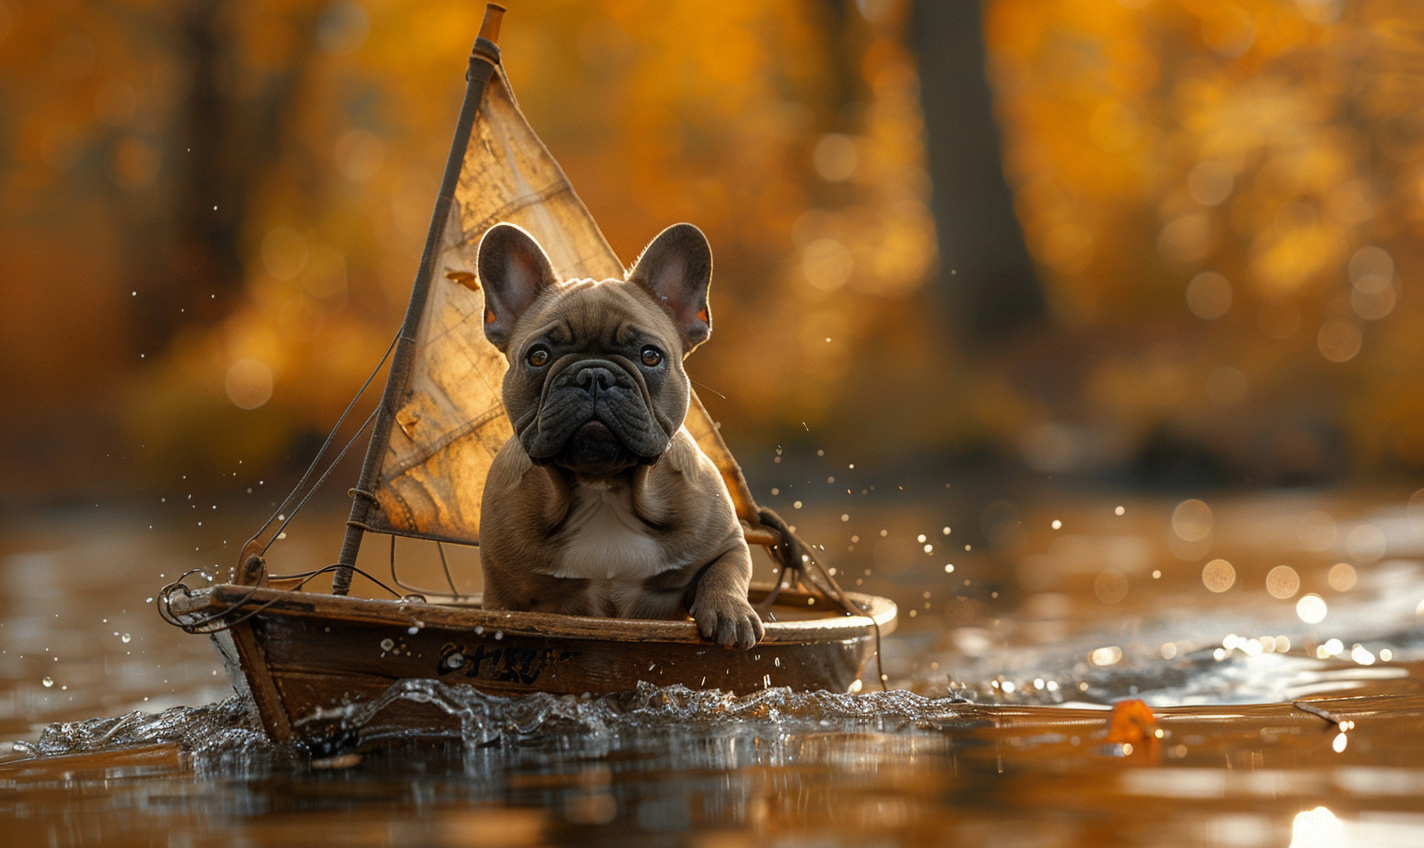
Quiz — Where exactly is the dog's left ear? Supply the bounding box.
[628,223,713,352]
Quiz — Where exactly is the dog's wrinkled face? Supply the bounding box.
[502,282,688,476]
[477,223,713,478]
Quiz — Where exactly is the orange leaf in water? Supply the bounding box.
[1105,698,1156,745]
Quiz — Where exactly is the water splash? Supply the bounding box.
[310,679,972,748]
[16,682,972,775]
[21,696,293,776]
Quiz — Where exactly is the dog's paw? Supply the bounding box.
[690,594,764,650]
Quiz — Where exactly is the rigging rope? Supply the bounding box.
[239,331,399,562]
[385,535,465,600]
[259,406,378,557]
[156,561,415,635]
[755,507,889,691]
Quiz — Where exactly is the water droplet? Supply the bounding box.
[379,638,395,651]
[121,633,131,643]
[42,677,53,688]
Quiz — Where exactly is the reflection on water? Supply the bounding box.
[4,491,1424,846]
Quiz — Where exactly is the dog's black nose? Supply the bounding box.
[575,366,615,395]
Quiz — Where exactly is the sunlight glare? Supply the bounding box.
[1290,806,1345,848]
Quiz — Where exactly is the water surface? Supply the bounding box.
[3,491,1423,846]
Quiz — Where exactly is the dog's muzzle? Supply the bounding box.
[518,357,671,473]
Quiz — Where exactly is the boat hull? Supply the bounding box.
[170,584,896,746]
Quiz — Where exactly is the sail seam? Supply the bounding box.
[375,405,507,482]
[455,182,575,248]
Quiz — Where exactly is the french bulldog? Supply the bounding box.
[474,222,764,650]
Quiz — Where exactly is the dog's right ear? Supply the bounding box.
[477,223,559,352]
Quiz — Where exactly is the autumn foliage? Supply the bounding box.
[2,0,1423,498]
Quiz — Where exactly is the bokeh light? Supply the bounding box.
[1296,593,1328,624]
[1316,320,1362,364]
[1265,565,1300,600]
[1344,524,1386,565]
[1173,500,1213,542]
[224,360,274,410]
[1327,562,1357,592]
[1202,559,1235,593]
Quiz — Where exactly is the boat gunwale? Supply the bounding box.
[165,583,897,645]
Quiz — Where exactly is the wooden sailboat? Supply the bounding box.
[159,5,896,747]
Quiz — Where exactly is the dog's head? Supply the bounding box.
[476,222,713,478]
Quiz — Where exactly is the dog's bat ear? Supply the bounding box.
[477,223,560,352]
[628,223,713,352]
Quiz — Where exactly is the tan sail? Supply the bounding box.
[355,65,759,546]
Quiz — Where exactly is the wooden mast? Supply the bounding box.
[331,5,506,595]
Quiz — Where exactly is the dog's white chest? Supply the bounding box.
[552,482,668,587]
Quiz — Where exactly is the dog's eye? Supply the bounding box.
[527,347,550,367]
[640,347,663,367]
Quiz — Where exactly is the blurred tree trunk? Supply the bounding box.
[121,0,319,355]
[910,0,1046,339]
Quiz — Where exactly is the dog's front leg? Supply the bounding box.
[685,546,764,650]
